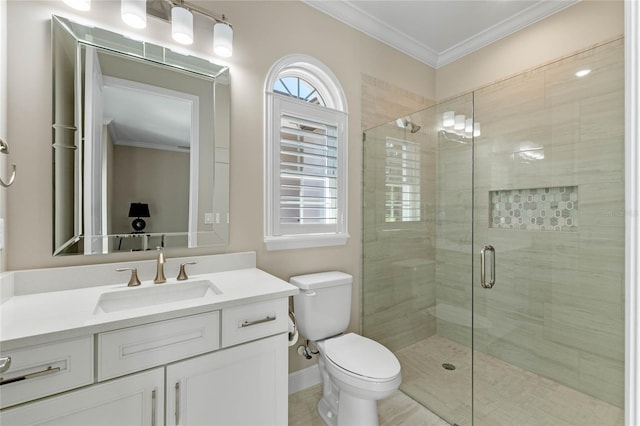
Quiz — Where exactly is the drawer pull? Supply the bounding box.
[175,381,181,425]
[0,366,61,386]
[151,389,157,426]
[241,315,276,328]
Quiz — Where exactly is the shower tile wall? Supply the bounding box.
[437,39,625,407]
[362,114,438,352]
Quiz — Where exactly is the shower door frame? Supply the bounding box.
[624,1,640,425]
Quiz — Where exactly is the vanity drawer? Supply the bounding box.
[97,311,220,381]
[221,298,288,347]
[0,336,94,409]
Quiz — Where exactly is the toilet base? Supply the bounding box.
[336,391,379,426]
[317,356,380,426]
[317,390,380,426]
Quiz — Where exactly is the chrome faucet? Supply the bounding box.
[154,247,166,284]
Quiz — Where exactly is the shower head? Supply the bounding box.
[398,118,421,133]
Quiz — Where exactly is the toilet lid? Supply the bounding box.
[323,333,400,380]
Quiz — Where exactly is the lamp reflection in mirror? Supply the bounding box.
[121,0,147,29]
[129,202,151,233]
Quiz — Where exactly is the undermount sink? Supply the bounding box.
[94,280,222,314]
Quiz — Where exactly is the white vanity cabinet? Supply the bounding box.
[167,333,288,426]
[1,298,290,426]
[0,368,164,426]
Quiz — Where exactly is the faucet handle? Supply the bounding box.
[177,262,197,281]
[116,267,141,287]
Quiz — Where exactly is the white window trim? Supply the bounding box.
[264,55,349,251]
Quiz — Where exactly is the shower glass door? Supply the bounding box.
[471,39,625,426]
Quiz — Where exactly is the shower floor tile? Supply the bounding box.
[395,335,624,426]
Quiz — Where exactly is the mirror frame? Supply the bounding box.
[51,15,230,256]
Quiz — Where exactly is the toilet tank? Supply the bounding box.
[290,272,352,341]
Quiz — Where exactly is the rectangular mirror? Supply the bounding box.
[52,15,230,256]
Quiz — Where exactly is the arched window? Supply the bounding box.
[264,55,349,250]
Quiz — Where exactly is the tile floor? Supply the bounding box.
[289,335,624,426]
[289,385,448,426]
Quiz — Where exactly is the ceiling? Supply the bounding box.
[304,0,578,68]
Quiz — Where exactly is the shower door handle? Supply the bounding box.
[480,245,495,289]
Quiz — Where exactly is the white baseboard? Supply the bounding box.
[288,364,321,395]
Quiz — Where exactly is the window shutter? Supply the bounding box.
[385,137,421,223]
[269,95,346,238]
[279,113,338,226]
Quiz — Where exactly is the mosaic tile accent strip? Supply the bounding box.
[490,186,578,231]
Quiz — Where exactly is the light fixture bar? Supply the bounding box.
[147,0,231,27]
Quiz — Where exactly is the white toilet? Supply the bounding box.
[290,272,401,426]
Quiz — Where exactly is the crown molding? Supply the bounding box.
[304,0,440,68]
[304,0,579,69]
[436,0,579,67]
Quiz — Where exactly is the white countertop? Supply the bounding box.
[0,254,299,351]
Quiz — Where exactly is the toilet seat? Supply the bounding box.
[322,333,400,381]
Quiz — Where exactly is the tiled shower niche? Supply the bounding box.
[490,186,578,231]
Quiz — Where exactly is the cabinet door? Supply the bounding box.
[0,368,164,426]
[167,333,287,426]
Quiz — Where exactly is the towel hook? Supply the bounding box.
[0,138,16,188]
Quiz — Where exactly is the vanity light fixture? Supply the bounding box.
[151,0,233,57]
[171,4,194,45]
[121,0,147,29]
[213,17,233,58]
[440,111,481,139]
[63,0,91,11]
[465,118,473,134]
[473,122,481,137]
[442,111,455,128]
[70,0,234,57]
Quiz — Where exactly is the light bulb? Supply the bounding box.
[213,22,233,58]
[172,6,194,45]
[443,111,455,128]
[473,123,481,137]
[121,0,146,29]
[465,118,473,133]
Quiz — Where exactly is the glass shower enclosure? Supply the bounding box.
[362,38,625,426]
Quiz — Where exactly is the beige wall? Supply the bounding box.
[436,0,625,101]
[5,1,435,372]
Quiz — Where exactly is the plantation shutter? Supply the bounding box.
[270,95,346,237]
[385,137,421,222]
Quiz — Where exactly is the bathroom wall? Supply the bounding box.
[436,0,624,101]
[4,0,436,373]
